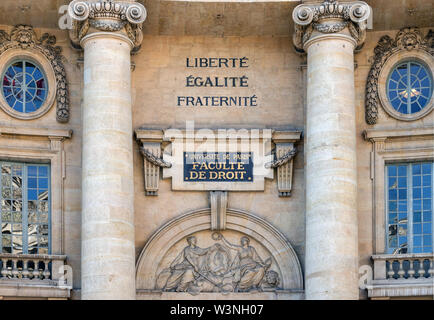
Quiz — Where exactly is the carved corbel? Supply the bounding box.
[68,0,147,54]
[292,0,371,53]
[269,131,302,197]
[136,129,171,196]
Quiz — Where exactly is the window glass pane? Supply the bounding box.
[398,166,407,176]
[414,235,422,247]
[387,164,408,253]
[413,187,421,199]
[0,162,50,254]
[387,162,433,254]
[387,61,433,115]
[38,166,48,177]
[422,163,432,174]
[28,166,37,177]
[1,60,48,113]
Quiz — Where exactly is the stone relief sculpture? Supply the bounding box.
[0,25,69,122]
[156,233,279,294]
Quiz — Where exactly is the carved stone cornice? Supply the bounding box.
[0,25,70,122]
[365,28,433,125]
[68,0,147,54]
[292,0,370,53]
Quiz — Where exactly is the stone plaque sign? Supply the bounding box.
[183,152,253,182]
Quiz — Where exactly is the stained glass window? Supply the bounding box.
[387,61,433,115]
[386,162,433,254]
[1,162,50,254]
[2,60,47,113]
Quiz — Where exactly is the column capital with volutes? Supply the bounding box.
[67,0,147,54]
[292,0,371,53]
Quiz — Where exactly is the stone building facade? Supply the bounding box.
[0,0,432,300]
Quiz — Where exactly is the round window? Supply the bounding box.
[387,61,433,115]
[2,59,47,113]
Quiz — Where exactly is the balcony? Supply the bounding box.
[368,253,434,299]
[0,253,71,299]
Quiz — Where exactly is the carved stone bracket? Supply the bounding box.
[68,0,147,54]
[292,0,371,53]
[365,28,433,125]
[136,129,167,196]
[270,131,300,197]
[0,25,69,122]
[210,191,228,231]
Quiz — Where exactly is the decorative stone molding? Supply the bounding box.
[68,0,147,53]
[0,25,69,122]
[210,191,227,231]
[365,28,433,124]
[292,0,371,53]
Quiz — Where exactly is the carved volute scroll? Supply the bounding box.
[292,0,371,53]
[68,0,147,53]
[0,25,69,122]
[365,28,433,124]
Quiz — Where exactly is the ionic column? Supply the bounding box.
[68,0,146,300]
[292,0,370,299]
